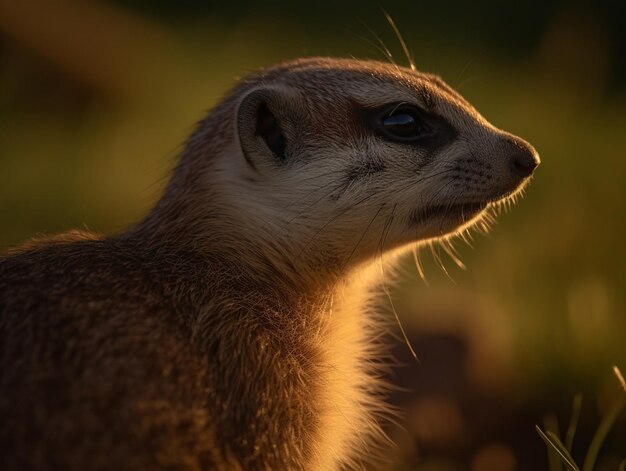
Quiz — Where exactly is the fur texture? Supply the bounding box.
[0,58,538,470]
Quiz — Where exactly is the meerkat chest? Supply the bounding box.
[305,277,386,469]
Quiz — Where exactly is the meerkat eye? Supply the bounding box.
[379,105,432,142]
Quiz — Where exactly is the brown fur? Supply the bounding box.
[1,234,331,470]
[0,57,538,470]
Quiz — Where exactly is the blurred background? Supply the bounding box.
[0,0,624,469]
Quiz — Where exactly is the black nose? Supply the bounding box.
[508,139,540,177]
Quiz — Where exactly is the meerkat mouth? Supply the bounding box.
[410,201,488,224]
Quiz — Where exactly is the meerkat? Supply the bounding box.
[0,57,539,470]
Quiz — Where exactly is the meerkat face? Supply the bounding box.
[224,58,539,269]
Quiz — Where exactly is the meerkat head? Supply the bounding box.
[172,58,539,278]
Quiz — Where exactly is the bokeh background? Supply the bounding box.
[1,1,625,469]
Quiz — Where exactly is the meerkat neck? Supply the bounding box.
[132,217,388,469]
[130,199,349,296]
[306,264,390,469]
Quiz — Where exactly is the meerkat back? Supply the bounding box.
[0,58,538,470]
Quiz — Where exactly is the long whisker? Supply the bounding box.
[299,189,380,257]
[293,162,460,232]
[339,203,386,274]
[416,186,462,279]
[348,28,398,67]
[296,165,459,251]
[378,204,419,362]
[359,20,399,71]
[440,238,466,270]
[455,60,474,90]
[382,9,416,71]
[283,179,350,227]
[251,178,348,236]
[429,240,453,281]
[278,170,348,210]
[411,246,428,285]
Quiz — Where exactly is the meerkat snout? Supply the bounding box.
[457,130,539,205]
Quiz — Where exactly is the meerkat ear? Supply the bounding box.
[236,87,304,169]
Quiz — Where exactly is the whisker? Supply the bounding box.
[440,238,465,270]
[340,203,386,275]
[358,20,399,71]
[348,28,398,67]
[251,171,350,235]
[411,246,428,285]
[299,190,380,257]
[284,179,349,226]
[455,60,474,89]
[378,205,419,362]
[429,240,454,282]
[382,9,416,71]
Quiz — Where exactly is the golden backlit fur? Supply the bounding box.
[0,58,538,470]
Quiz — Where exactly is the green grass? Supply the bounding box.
[537,367,626,471]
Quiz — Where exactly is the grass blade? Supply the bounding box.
[614,366,626,392]
[543,414,564,471]
[565,394,583,452]
[582,395,625,471]
[536,425,581,471]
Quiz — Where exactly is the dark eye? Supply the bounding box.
[379,105,432,142]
